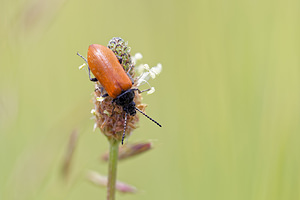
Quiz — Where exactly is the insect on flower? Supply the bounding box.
[77,40,161,144]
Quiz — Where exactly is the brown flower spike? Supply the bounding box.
[93,82,147,142]
[87,37,162,144]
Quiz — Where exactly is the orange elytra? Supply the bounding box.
[87,44,132,99]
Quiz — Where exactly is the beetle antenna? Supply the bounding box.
[135,107,162,127]
[122,113,128,145]
[77,52,88,63]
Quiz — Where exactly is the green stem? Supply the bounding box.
[107,138,120,200]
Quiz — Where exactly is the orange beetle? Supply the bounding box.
[77,43,161,144]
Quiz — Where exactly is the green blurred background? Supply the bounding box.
[1,0,300,199]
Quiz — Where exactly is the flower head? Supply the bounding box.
[86,37,161,143]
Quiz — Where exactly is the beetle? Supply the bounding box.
[77,44,161,144]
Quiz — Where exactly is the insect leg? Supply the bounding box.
[77,52,98,82]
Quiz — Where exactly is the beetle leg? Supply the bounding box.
[126,72,134,85]
[102,93,109,98]
[77,52,98,82]
[125,64,135,84]
[97,87,108,97]
[88,67,98,82]
[94,87,109,99]
[132,88,151,94]
[94,87,102,93]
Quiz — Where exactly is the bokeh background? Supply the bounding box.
[1,0,300,199]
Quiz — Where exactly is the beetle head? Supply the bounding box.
[113,89,136,116]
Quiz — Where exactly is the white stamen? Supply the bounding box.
[136,72,150,86]
[103,110,110,116]
[134,53,143,60]
[136,64,145,75]
[93,123,98,131]
[96,96,105,102]
[149,71,156,79]
[79,63,86,70]
[151,63,162,75]
[143,64,150,71]
[147,87,155,95]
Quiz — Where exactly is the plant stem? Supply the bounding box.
[107,138,120,200]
